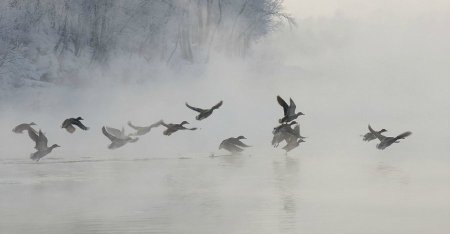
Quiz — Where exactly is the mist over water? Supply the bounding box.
[1,0,450,233]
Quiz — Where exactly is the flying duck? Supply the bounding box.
[368,125,412,150]
[102,126,139,149]
[185,101,223,120]
[160,121,197,136]
[12,122,36,134]
[272,122,306,148]
[362,127,387,141]
[61,117,89,133]
[128,120,163,136]
[28,129,60,161]
[277,96,304,123]
[219,136,250,154]
[282,137,306,153]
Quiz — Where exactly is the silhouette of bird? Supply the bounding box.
[272,122,306,148]
[368,125,412,150]
[277,96,304,123]
[128,120,163,136]
[160,121,197,136]
[102,126,138,150]
[61,117,89,133]
[28,129,60,161]
[185,101,223,120]
[12,122,36,134]
[219,136,250,154]
[362,128,387,142]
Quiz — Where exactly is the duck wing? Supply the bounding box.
[28,127,39,143]
[102,126,120,142]
[13,123,31,133]
[149,120,163,128]
[63,122,76,133]
[159,121,169,128]
[395,131,412,140]
[368,125,386,141]
[73,120,89,130]
[288,98,297,115]
[224,143,244,152]
[36,130,49,151]
[211,101,223,110]
[234,140,250,147]
[127,121,142,131]
[277,96,289,116]
[104,126,124,138]
[186,103,205,113]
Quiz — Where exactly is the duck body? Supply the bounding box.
[186,101,223,121]
[62,117,89,133]
[161,121,197,136]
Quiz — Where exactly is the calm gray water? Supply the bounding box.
[1,153,449,234]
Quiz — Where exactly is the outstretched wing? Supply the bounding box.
[65,123,76,133]
[104,126,124,138]
[225,144,244,152]
[73,120,89,130]
[277,96,289,116]
[211,101,223,110]
[149,120,163,128]
[185,103,205,113]
[368,125,386,141]
[395,131,412,140]
[127,121,141,130]
[288,98,297,115]
[36,130,48,151]
[28,127,39,143]
[102,126,119,142]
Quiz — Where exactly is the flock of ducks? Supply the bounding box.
[11,96,412,161]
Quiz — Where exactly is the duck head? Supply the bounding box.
[76,117,84,120]
[181,121,189,125]
[30,122,36,125]
[296,112,305,117]
[237,136,246,140]
[380,129,387,133]
[51,144,60,148]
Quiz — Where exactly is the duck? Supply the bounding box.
[12,122,36,134]
[128,120,163,136]
[160,121,197,136]
[102,126,139,149]
[362,127,387,142]
[282,137,306,153]
[186,101,223,121]
[61,117,89,133]
[219,136,250,154]
[28,129,60,161]
[368,125,412,150]
[277,96,304,123]
[272,123,306,148]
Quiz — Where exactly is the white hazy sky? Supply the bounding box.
[285,0,450,18]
